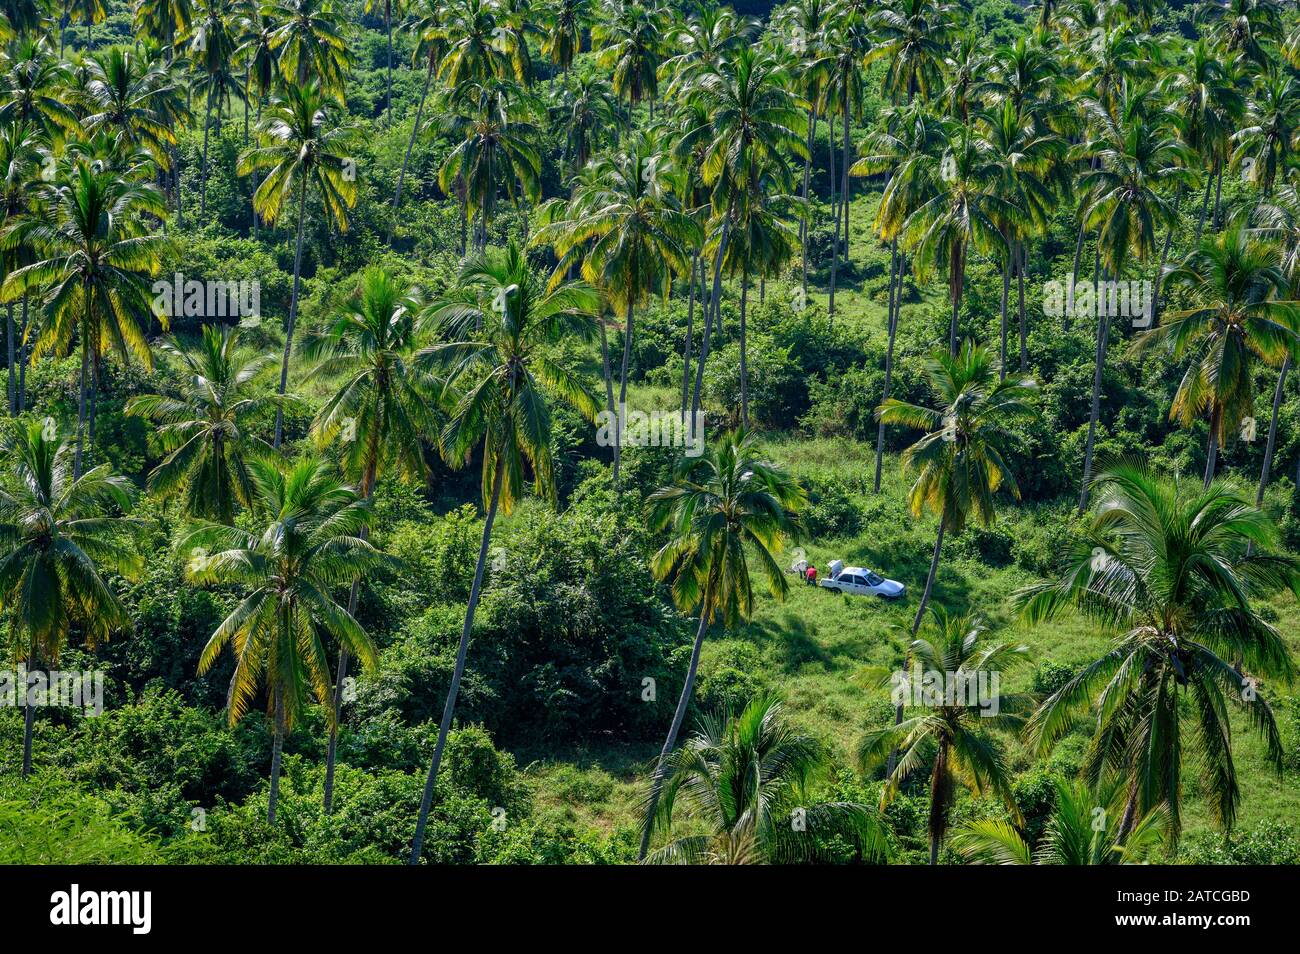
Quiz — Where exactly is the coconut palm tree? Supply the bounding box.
[1138,222,1300,488]
[438,77,542,252]
[593,0,667,119]
[1018,460,1300,844]
[645,692,891,864]
[866,0,955,104]
[125,326,279,523]
[531,129,697,480]
[408,242,601,863]
[858,609,1029,864]
[0,419,140,776]
[904,121,1015,354]
[638,426,807,860]
[953,777,1170,864]
[1230,67,1300,199]
[1075,88,1190,512]
[302,266,438,813]
[263,0,352,97]
[70,0,105,46]
[81,44,182,171]
[555,72,618,173]
[541,0,587,83]
[0,159,170,478]
[0,40,79,138]
[388,0,450,236]
[878,341,1037,637]
[0,120,43,416]
[133,0,194,60]
[237,80,358,447]
[185,457,386,823]
[361,0,402,123]
[186,0,244,217]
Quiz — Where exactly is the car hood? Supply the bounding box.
[877,579,905,596]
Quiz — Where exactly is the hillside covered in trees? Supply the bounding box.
[3,0,1300,866]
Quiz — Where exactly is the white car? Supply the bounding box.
[819,560,905,599]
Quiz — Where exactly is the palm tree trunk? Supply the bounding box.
[948,273,961,355]
[599,317,616,425]
[1151,186,1182,321]
[1078,258,1108,515]
[874,239,899,493]
[74,327,89,479]
[614,296,634,484]
[267,684,285,824]
[1212,163,1224,232]
[887,516,946,777]
[200,84,214,217]
[801,106,817,290]
[739,267,749,427]
[841,86,851,261]
[1203,404,1221,489]
[1194,165,1213,246]
[913,516,945,635]
[638,588,712,862]
[1066,221,1086,322]
[1247,357,1290,557]
[21,655,38,777]
[385,2,393,126]
[6,302,14,414]
[390,51,437,244]
[410,452,507,864]
[273,178,309,449]
[928,743,950,866]
[828,110,838,317]
[998,246,1010,378]
[17,294,28,412]
[681,250,698,421]
[1017,240,1028,371]
[690,214,732,436]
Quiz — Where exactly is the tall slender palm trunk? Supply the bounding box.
[21,655,38,777]
[739,269,749,427]
[390,51,437,244]
[841,86,851,261]
[6,302,14,413]
[273,179,309,448]
[17,294,28,412]
[74,327,89,479]
[690,214,732,436]
[1248,356,1290,557]
[998,244,1010,378]
[613,296,634,483]
[1017,241,1028,371]
[680,250,699,421]
[1194,164,1214,246]
[200,84,214,217]
[410,453,506,864]
[638,584,712,861]
[874,240,900,493]
[1151,186,1182,320]
[828,110,838,316]
[267,684,285,824]
[1203,404,1221,489]
[887,515,946,777]
[800,106,817,290]
[1078,261,1110,515]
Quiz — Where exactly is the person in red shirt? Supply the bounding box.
[805,564,817,586]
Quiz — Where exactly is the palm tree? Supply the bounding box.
[555,72,617,173]
[81,44,182,171]
[263,0,352,97]
[676,45,805,426]
[866,0,955,104]
[70,0,105,46]
[1231,67,1300,199]
[1017,461,1299,843]
[593,0,666,119]
[0,419,140,776]
[408,242,601,863]
[1075,89,1190,512]
[541,0,587,83]
[645,692,891,864]
[1139,222,1299,488]
[858,609,1029,864]
[438,78,542,252]
[187,0,244,217]
[878,341,1037,637]
[0,120,43,416]
[531,129,697,480]
[639,427,807,860]
[124,326,278,523]
[388,0,450,237]
[237,80,358,447]
[185,457,386,824]
[133,0,194,60]
[0,160,170,478]
[953,777,1169,864]
[0,41,79,138]
[904,121,1015,354]
[302,266,438,813]
[361,0,403,123]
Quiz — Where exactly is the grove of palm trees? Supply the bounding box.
[3,0,1300,871]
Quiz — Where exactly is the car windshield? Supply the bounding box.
[865,572,884,585]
